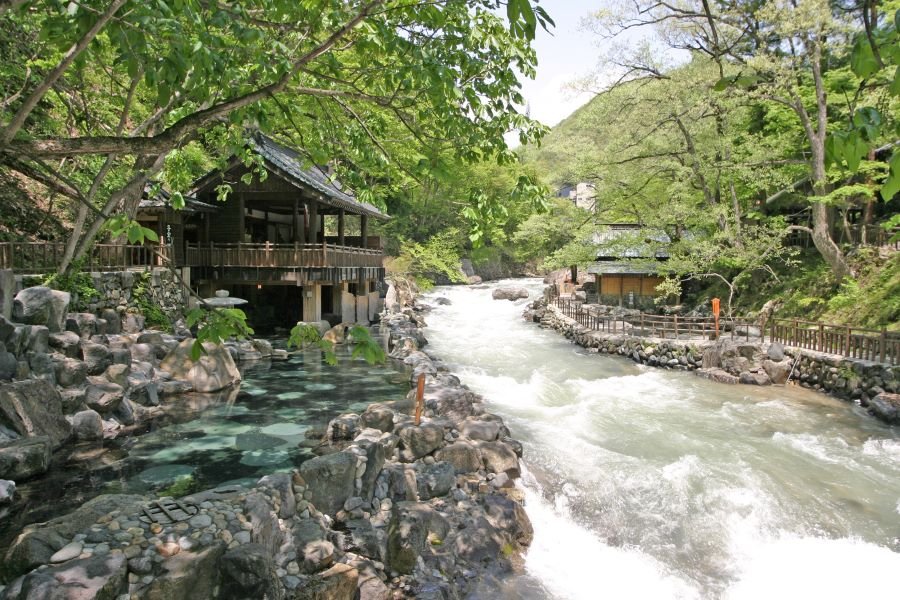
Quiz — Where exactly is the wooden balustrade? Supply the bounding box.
[770,318,899,365]
[549,290,898,365]
[183,241,383,269]
[0,242,166,273]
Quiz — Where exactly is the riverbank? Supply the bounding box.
[528,295,900,426]
[0,290,533,599]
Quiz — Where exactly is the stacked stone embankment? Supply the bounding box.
[527,296,900,426]
[0,293,533,599]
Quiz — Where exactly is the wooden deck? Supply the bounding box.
[183,242,383,269]
[0,240,383,273]
[0,242,167,273]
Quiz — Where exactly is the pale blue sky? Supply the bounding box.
[521,2,600,128]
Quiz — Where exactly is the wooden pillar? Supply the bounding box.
[238,193,245,242]
[307,201,318,244]
[360,214,368,248]
[338,208,345,246]
[292,198,300,243]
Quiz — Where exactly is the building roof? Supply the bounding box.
[191,133,388,220]
[587,261,661,275]
[139,183,219,214]
[592,224,671,259]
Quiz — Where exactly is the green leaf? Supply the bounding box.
[881,152,900,201]
[190,339,204,361]
[850,37,879,79]
[891,66,900,96]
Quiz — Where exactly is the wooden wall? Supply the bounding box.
[599,274,662,297]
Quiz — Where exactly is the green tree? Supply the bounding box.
[0,0,552,274]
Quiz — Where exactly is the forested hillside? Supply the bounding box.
[514,1,900,329]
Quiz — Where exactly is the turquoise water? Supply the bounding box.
[0,343,409,550]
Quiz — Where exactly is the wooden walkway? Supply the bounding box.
[553,296,900,365]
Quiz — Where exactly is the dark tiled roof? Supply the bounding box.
[592,224,672,259]
[587,261,661,275]
[139,183,219,213]
[248,133,388,220]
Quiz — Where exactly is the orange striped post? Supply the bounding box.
[712,298,721,340]
[415,373,425,426]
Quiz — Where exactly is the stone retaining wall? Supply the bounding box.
[15,268,188,320]
[530,301,900,425]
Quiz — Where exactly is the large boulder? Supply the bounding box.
[219,543,284,600]
[434,441,482,474]
[474,440,520,477]
[71,409,103,441]
[80,341,112,375]
[491,287,528,301]
[135,542,226,600]
[0,436,51,480]
[66,313,100,339]
[293,519,335,574]
[2,493,145,579]
[12,287,70,332]
[415,461,456,499]
[54,357,88,388]
[84,378,124,414]
[397,422,444,461]
[48,331,81,358]
[292,563,358,600]
[386,502,449,575]
[869,392,900,425]
[299,451,357,516]
[1,552,127,600]
[0,348,16,381]
[0,380,72,448]
[359,404,395,433]
[159,339,241,392]
[762,359,792,385]
[459,417,500,442]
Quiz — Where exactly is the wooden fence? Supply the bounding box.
[551,293,899,365]
[555,296,759,342]
[183,242,383,270]
[0,242,167,273]
[769,319,899,365]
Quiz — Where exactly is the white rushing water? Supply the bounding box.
[423,279,900,600]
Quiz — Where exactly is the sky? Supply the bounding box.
[520,2,601,128]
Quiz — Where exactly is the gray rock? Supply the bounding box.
[2,493,143,579]
[84,378,124,414]
[397,422,444,461]
[129,343,156,364]
[292,563,358,600]
[474,441,520,477]
[434,441,482,474]
[100,309,121,335]
[5,552,127,600]
[104,363,130,387]
[359,404,395,433]
[326,413,360,442]
[459,418,500,442]
[80,341,112,376]
[762,359,792,385]
[869,392,900,425]
[48,331,81,358]
[739,371,771,386]
[482,494,534,547]
[72,409,103,441]
[25,325,49,354]
[220,543,285,600]
[138,541,226,600]
[299,451,357,516]
[293,519,335,574]
[121,313,144,334]
[26,351,56,384]
[0,349,15,381]
[0,380,71,448]
[159,339,241,392]
[66,313,99,339]
[244,492,284,556]
[0,478,15,504]
[54,357,88,388]
[386,502,448,574]
[257,472,296,519]
[415,461,455,500]
[189,513,212,528]
[49,540,83,563]
[344,518,386,562]
[491,287,529,301]
[766,342,785,361]
[12,287,70,332]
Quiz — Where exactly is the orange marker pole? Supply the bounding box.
[415,373,425,425]
[712,298,721,340]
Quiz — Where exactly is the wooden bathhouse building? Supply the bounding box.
[587,224,668,309]
[137,133,388,331]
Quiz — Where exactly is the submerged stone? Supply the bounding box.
[135,464,196,487]
[235,431,288,451]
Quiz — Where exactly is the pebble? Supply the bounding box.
[286,561,300,575]
[93,543,110,556]
[150,523,163,534]
[107,521,120,531]
[234,531,251,544]
[189,514,212,528]
[124,545,142,559]
[219,530,233,544]
[50,541,83,563]
[423,456,436,465]
[156,542,180,558]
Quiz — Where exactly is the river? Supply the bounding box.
[423,278,900,600]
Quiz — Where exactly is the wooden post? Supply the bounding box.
[292,198,300,243]
[308,201,318,245]
[415,373,425,426]
[360,214,368,249]
[845,326,851,356]
[338,208,345,246]
[674,314,678,338]
[881,328,887,363]
[817,323,824,352]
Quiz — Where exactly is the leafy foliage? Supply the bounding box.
[132,271,171,332]
[41,257,97,310]
[287,322,385,366]
[185,306,254,361]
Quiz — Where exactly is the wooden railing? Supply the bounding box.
[183,241,383,269]
[554,296,759,342]
[770,319,899,365]
[0,242,167,273]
